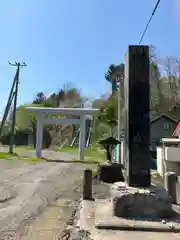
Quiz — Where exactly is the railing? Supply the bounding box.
[70,121,92,148]
[70,129,80,147]
[85,126,92,147]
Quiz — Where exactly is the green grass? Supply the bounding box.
[92,168,98,177]
[0,152,17,160]
[0,151,43,162]
[151,171,163,182]
[56,146,106,161]
[57,146,106,174]
[56,147,76,153]
[15,146,34,152]
[23,156,44,162]
[0,145,106,165]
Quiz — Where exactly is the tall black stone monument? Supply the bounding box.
[124,46,151,187]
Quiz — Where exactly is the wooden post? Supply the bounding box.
[83,169,92,200]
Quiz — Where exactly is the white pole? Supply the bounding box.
[121,140,124,165]
[79,115,86,160]
[117,76,121,163]
[36,114,43,158]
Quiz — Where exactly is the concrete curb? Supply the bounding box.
[76,198,95,231]
[78,199,180,233]
[95,224,180,233]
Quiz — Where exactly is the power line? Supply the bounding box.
[139,0,161,44]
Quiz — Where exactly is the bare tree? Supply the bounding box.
[163,57,179,101]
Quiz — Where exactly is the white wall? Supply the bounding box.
[165,147,180,162]
[156,147,164,178]
[156,146,180,177]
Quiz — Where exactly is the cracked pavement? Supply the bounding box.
[0,150,85,239]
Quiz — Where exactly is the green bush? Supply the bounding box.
[42,128,52,148]
[0,129,31,145]
[0,127,52,148]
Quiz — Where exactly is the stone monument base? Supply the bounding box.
[111,182,173,219]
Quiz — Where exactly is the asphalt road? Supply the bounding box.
[2,147,180,239]
[0,150,84,239]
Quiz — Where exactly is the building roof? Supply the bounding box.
[172,122,180,137]
[150,113,178,124]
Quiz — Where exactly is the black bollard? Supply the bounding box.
[83,169,92,200]
[164,172,177,204]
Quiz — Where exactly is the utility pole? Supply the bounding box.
[9,62,27,154]
[110,71,124,163]
[0,72,17,137]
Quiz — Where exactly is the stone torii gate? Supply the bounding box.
[25,107,100,160]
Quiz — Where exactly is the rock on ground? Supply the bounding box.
[111,182,172,218]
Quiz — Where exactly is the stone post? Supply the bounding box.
[164,172,177,204]
[83,169,92,200]
[124,46,151,187]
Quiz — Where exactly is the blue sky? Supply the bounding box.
[0,0,179,116]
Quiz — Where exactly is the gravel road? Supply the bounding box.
[0,149,87,239]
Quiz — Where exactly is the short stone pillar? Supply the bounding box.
[83,169,92,200]
[164,172,177,204]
